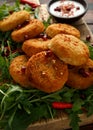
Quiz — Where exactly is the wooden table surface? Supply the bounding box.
[83,0,93,33]
[39,0,93,130]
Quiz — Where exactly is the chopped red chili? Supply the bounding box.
[52,102,73,109]
[20,0,40,8]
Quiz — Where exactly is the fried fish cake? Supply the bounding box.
[0,10,30,32]
[9,55,35,88]
[48,34,89,66]
[26,50,68,93]
[66,59,93,89]
[45,23,80,38]
[22,38,50,57]
[11,19,45,42]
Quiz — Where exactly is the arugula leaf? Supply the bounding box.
[0,56,10,81]
[34,7,39,19]
[86,103,93,116]
[5,104,53,130]
[0,4,9,20]
[23,4,34,14]
[1,83,93,130]
[69,112,81,130]
[0,84,57,130]
[72,99,84,112]
[61,87,76,102]
[14,0,20,11]
[0,0,20,20]
[43,16,52,29]
[88,45,93,59]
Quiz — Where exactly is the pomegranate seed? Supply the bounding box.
[86,35,91,41]
[24,35,29,40]
[21,66,26,73]
[54,7,61,12]
[78,68,90,77]
[76,6,80,10]
[45,50,53,57]
[9,10,14,14]
[89,67,93,72]
[68,65,74,69]
[38,33,48,41]
[17,24,22,29]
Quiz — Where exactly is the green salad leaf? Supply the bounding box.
[88,45,93,59]
[0,0,20,20]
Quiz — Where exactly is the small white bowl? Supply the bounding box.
[47,0,88,23]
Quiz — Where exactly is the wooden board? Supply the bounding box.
[28,113,93,130]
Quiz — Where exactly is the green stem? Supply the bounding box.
[29,91,61,103]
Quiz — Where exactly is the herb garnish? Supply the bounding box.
[1,1,93,130]
[0,0,20,20]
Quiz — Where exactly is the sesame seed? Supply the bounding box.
[52,59,56,64]
[42,71,46,75]
[60,72,63,75]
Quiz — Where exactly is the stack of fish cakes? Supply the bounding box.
[46,23,92,90]
[1,10,92,93]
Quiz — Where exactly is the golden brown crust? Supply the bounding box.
[11,19,45,42]
[0,10,30,31]
[22,38,50,57]
[9,55,35,88]
[45,23,80,38]
[26,51,68,93]
[48,34,89,66]
[66,59,93,89]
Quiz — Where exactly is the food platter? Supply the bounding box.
[0,0,93,130]
[28,1,93,130]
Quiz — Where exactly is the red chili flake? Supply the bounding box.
[61,2,75,13]
[66,6,72,12]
